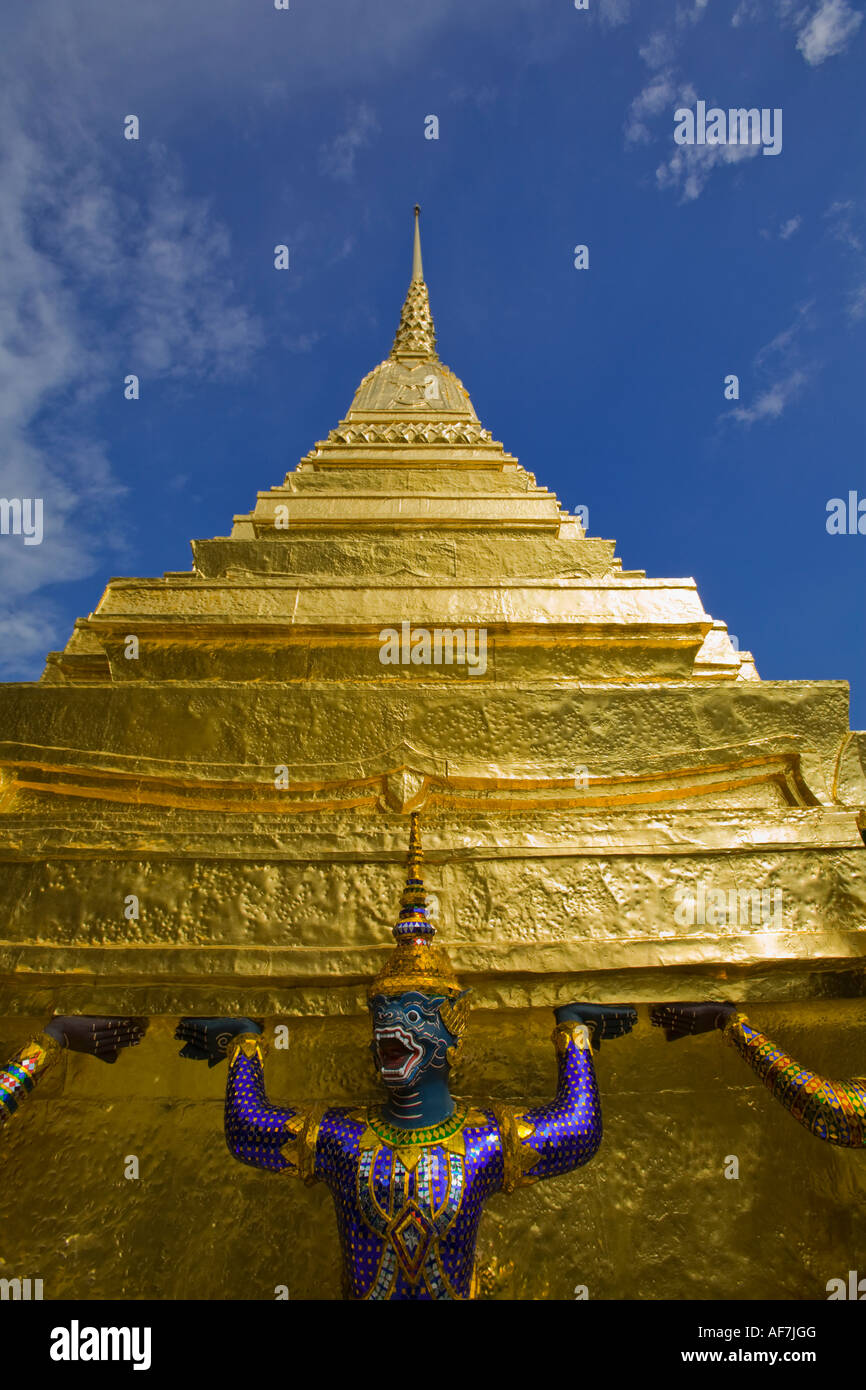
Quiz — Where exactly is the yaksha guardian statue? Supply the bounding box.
[176,815,637,1300]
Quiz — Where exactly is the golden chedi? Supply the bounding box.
[0,209,864,1300]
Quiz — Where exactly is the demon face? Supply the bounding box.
[369,991,455,1089]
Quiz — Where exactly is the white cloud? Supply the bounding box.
[0,97,263,668]
[656,138,761,202]
[731,0,763,25]
[319,104,379,182]
[824,199,863,252]
[729,369,808,423]
[283,331,325,354]
[625,74,675,144]
[726,305,814,426]
[676,0,710,26]
[735,0,862,62]
[626,45,772,203]
[0,0,507,110]
[639,31,675,67]
[847,281,866,318]
[796,0,863,62]
[329,236,356,265]
[121,155,263,378]
[759,213,801,240]
[597,0,632,27]
[823,200,866,318]
[847,282,866,319]
[448,83,498,109]
[754,303,813,365]
[0,603,66,674]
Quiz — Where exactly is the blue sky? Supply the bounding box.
[1,0,864,722]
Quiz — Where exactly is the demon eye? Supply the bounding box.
[406,1010,420,1024]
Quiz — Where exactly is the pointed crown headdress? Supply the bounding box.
[367,813,463,1002]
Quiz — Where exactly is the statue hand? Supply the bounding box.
[43,1016,147,1064]
[174,1017,262,1068]
[554,1003,637,1049]
[650,1002,736,1040]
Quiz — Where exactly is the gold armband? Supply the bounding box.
[492,1104,542,1193]
[227,1032,266,1064]
[31,1032,64,1066]
[552,1020,594,1053]
[721,1011,752,1045]
[282,1105,325,1187]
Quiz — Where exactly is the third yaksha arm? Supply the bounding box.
[176,814,637,1300]
[0,1017,146,1130]
[651,1002,866,1147]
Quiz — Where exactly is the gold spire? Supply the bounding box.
[412,204,423,280]
[390,206,438,362]
[367,813,463,1000]
[394,811,430,936]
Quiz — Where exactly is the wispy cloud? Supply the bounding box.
[656,136,762,203]
[676,0,710,27]
[639,31,676,68]
[633,0,861,195]
[0,97,263,671]
[737,0,863,61]
[730,369,809,423]
[761,213,803,240]
[726,304,815,426]
[329,235,356,265]
[796,0,863,63]
[779,214,803,239]
[624,1,764,201]
[848,282,866,319]
[823,199,866,320]
[319,104,379,182]
[624,73,676,145]
[824,198,863,252]
[754,304,814,366]
[115,157,262,378]
[731,0,763,25]
[448,83,497,109]
[283,330,325,354]
[596,0,632,28]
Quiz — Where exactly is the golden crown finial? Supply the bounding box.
[406,808,422,872]
[395,811,431,941]
[367,815,462,1001]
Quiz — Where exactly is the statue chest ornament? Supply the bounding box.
[317,1103,503,1300]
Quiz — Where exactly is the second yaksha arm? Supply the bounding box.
[1,1017,146,1131]
[495,1002,634,1190]
[0,1032,62,1125]
[651,1002,866,1147]
[175,1016,313,1174]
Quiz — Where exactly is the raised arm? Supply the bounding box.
[0,1033,62,1125]
[723,1011,866,1148]
[176,1017,317,1177]
[1,1017,145,1129]
[651,1002,866,1148]
[497,1003,636,1192]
